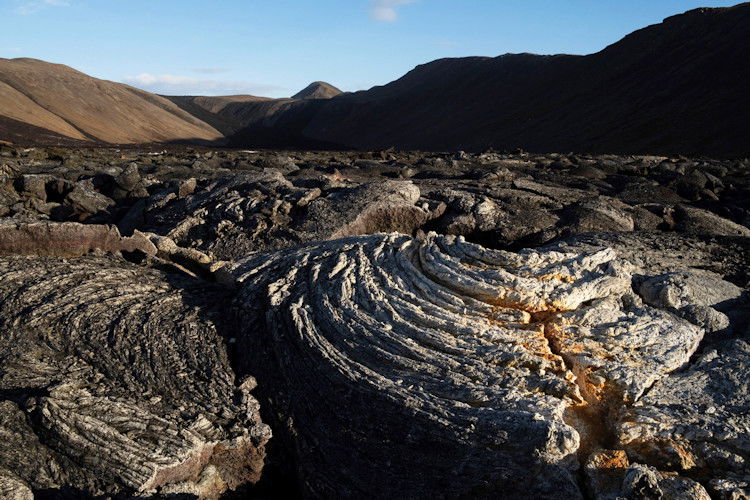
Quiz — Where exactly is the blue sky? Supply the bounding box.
[0,0,740,97]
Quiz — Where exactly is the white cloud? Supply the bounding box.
[122,73,286,96]
[14,0,69,14]
[369,0,419,22]
[192,67,230,75]
[14,3,42,14]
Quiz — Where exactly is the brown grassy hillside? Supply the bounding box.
[0,58,221,144]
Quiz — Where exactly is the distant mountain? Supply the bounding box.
[223,3,750,156]
[292,81,342,100]
[1,3,748,155]
[162,94,274,136]
[165,83,342,137]
[0,58,221,144]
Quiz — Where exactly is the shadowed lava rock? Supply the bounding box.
[143,170,303,259]
[0,254,270,497]
[553,231,750,290]
[226,232,705,497]
[584,449,711,500]
[673,204,750,237]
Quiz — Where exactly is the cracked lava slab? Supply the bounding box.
[227,232,705,498]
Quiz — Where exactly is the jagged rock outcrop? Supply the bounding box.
[296,179,435,239]
[3,148,749,258]
[225,232,706,497]
[549,294,703,405]
[143,170,317,258]
[553,231,750,291]
[6,172,116,222]
[0,254,270,497]
[145,172,437,259]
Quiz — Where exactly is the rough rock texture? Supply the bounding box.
[145,171,436,259]
[639,270,743,311]
[226,232,704,497]
[296,179,433,239]
[615,339,750,499]
[0,254,270,497]
[674,205,750,237]
[143,169,315,258]
[0,220,156,257]
[584,449,711,500]
[549,294,703,405]
[638,270,744,334]
[553,231,750,290]
[64,178,115,219]
[0,147,749,497]
[3,148,750,260]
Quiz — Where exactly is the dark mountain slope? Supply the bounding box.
[165,83,341,138]
[164,94,277,136]
[226,4,750,156]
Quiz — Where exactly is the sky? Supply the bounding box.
[0,0,740,98]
